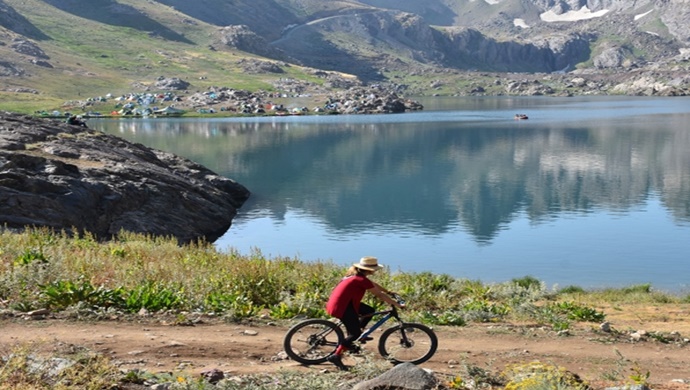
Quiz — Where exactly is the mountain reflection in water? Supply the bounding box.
[92,96,690,292]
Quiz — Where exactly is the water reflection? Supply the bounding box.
[91,97,690,290]
[95,101,690,243]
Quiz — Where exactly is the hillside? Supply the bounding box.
[2,0,690,113]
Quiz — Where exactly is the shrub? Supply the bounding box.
[558,285,585,294]
[14,248,49,266]
[204,289,259,319]
[0,345,121,389]
[268,292,326,319]
[124,281,183,313]
[418,310,467,326]
[502,361,590,390]
[551,301,605,323]
[622,284,651,294]
[41,279,124,310]
[511,276,542,290]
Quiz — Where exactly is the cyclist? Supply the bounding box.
[325,256,405,370]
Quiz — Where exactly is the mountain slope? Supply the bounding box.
[42,0,193,43]
[0,0,337,111]
[1,0,690,111]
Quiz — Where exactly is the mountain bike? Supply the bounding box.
[283,294,438,365]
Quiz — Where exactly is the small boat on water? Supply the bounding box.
[514,114,528,120]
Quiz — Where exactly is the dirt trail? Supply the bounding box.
[2,307,690,389]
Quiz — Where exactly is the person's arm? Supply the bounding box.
[369,284,405,309]
[370,280,396,295]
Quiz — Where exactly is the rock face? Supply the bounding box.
[11,38,49,59]
[154,77,190,91]
[220,25,289,62]
[351,363,438,390]
[0,112,250,243]
[439,28,592,72]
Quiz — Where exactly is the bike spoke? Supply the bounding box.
[379,324,438,364]
[284,319,343,364]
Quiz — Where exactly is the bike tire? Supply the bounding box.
[283,318,344,365]
[378,322,438,365]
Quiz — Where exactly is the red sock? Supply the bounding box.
[335,345,347,355]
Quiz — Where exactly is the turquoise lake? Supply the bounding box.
[91,96,690,293]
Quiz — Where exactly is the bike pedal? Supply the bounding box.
[349,344,363,354]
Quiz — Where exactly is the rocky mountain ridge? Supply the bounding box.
[1,0,690,103]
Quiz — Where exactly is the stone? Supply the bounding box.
[352,363,438,390]
[154,77,190,90]
[11,38,49,59]
[594,47,630,69]
[26,308,50,317]
[200,368,225,384]
[604,385,651,390]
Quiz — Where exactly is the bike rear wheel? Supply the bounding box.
[283,319,344,365]
[378,323,438,365]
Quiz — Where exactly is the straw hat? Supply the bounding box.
[353,256,384,272]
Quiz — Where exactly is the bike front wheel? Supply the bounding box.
[283,319,344,365]
[378,323,438,365]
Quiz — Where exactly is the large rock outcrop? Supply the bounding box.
[352,363,439,390]
[0,112,250,243]
[220,25,290,62]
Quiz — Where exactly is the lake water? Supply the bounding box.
[91,96,690,293]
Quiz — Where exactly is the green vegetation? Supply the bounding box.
[2,228,689,388]
[3,228,690,325]
[0,343,122,390]
[0,0,331,113]
[502,362,589,390]
[0,349,408,390]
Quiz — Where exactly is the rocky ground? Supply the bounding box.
[55,56,690,119]
[2,302,689,389]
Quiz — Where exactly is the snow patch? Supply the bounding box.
[513,18,530,28]
[483,0,501,4]
[634,9,653,21]
[540,6,609,22]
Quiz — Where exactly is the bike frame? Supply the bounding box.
[316,295,408,347]
[321,301,405,347]
[356,306,399,341]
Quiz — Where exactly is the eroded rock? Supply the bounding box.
[0,112,250,243]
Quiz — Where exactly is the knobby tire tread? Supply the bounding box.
[378,322,438,365]
[283,318,344,365]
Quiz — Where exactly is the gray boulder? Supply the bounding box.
[220,25,288,61]
[154,77,191,91]
[352,363,438,390]
[0,112,249,243]
[594,46,633,69]
[0,61,24,77]
[11,38,49,59]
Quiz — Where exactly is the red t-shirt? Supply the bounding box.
[326,275,374,318]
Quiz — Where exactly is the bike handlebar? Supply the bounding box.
[389,292,406,306]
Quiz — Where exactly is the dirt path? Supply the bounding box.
[2,308,690,389]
